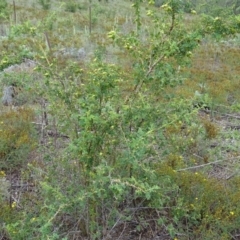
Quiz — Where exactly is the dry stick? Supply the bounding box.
[52,117,58,148]
[42,99,48,126]
[168,8,175,34]
[9,171,13,209]
[44,32,52,52]
[11,184,35,188]
[41,33,50,134]
[116,221,127,240]
[89,4,92,34]
[13,0,16,24]
[223,113,240,120]
[177,156,240,172]
[39,99,48,145]
[225,124,240,130]
[108,216,123,236]
[176,160,225,171]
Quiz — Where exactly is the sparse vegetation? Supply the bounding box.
[1,0,240,239]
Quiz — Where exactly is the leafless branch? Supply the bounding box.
[177,159,234,172]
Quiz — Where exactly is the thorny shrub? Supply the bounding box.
[2,1,240,239]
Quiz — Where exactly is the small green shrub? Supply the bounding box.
[200,14,239,38]
[64,1,78,13]
[38,0,51,10]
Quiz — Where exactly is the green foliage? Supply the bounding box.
[0,0,8,21]
[9,21,37,38]
[0,44,34,71]
[22,1,203,237]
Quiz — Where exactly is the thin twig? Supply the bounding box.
[178,156,240,172]
[225,125,240,130]
[177,159,227,172]
[13,0,16,24]
[11,184,35,188]
[116,221,127,240]
[222,113,240,120]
